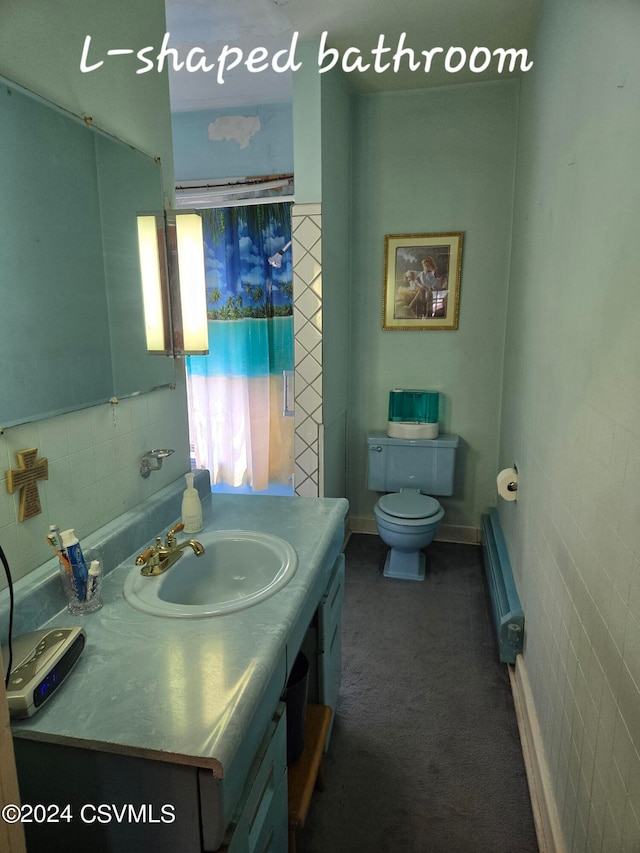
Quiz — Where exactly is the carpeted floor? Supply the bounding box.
[300,534,539,853]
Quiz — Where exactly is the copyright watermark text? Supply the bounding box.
[2,802,176,825]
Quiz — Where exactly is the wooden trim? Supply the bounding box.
[0,649,27,853]
[288,704,332,853]
[509,658,566,853]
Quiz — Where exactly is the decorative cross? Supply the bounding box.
[6,448,49,521]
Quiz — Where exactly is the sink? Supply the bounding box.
[123,530,298,618]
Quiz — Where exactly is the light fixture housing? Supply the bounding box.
[137,210,209,356]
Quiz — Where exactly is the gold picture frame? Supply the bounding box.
[383,232,463,330]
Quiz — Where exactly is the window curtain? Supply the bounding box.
[186,203,294,492]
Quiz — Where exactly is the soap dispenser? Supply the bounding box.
[181,472,203,533]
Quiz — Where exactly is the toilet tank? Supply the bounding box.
[367,433,459,496]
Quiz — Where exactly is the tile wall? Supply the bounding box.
[1,377,190,586]
[292,203,323,498]
[498,1,640,848]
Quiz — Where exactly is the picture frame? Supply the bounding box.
[382,232,463,330]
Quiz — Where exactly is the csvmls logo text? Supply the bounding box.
[80,804,176,824]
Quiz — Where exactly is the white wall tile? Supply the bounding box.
[0,381,189,586]
[292,203,323,498]
[498,5,640,849]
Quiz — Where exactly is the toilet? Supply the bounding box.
[367,432,459,581]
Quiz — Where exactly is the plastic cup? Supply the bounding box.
[59,547,103,615]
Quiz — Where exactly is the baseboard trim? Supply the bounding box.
[436,523,480,545]
[509,657,566,853]
[347,515,480,545]
[347,516,378,535]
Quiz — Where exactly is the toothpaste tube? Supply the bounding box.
[86,560,101,601]
[60,529,88,601]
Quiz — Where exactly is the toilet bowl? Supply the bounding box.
[367,432,459,581]
[373,489,444,580]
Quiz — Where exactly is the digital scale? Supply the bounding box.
[3,626,86,718]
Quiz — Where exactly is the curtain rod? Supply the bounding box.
[175,174,295,209]
[175,174,293,192]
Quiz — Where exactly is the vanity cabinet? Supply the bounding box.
[303,554,345,745]
[219,704,288,853]
[318,555,345,725]
[15,705,289,853]
[8,493,349,853]
[13,739,210,853]
[220,556,345,853]
[12,557,346,853]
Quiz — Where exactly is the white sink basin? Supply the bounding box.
[123,530,298,618]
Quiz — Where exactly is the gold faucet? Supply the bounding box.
[135,522,205,576]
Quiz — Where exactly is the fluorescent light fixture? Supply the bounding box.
[137,211,209,356]
[175,213,209,353]
[137,215,169,352]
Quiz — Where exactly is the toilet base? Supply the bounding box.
[383,548,426,581]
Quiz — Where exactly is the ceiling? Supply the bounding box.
[165,0,542,112]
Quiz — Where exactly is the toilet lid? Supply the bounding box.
[378,491,441,520]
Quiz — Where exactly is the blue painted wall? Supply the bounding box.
[291,41,322,204]
[172,102,293,181]
[348,81,519,531]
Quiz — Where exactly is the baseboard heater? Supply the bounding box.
[481,508,524,664]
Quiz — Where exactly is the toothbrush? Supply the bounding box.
[46,532,71,574]
[48,524,65,553]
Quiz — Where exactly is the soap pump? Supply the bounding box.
[181,472,203,533]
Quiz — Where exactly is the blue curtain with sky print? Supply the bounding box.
[186,203,294,491]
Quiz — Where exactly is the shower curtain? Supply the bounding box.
[186,203,294,492]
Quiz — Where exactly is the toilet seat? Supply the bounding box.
[378,490,441,521]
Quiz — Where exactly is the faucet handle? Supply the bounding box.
[135,537,162,569]
[165,522,184,548]
[135,546,155,566]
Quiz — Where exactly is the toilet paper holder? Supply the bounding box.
[497,466,519,501]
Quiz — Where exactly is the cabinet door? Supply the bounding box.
[223,703,288,853]
[318,554,345,740]
[242,768,288,853]
[13,739,203,853]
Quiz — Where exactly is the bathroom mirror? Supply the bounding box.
[0,76,174,428]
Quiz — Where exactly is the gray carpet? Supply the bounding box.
[300,535,539,852]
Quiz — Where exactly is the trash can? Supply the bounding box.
[283,652,309,765]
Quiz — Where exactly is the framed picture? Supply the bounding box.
[383,232,463,330]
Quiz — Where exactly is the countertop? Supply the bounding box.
[10,493,348,778]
